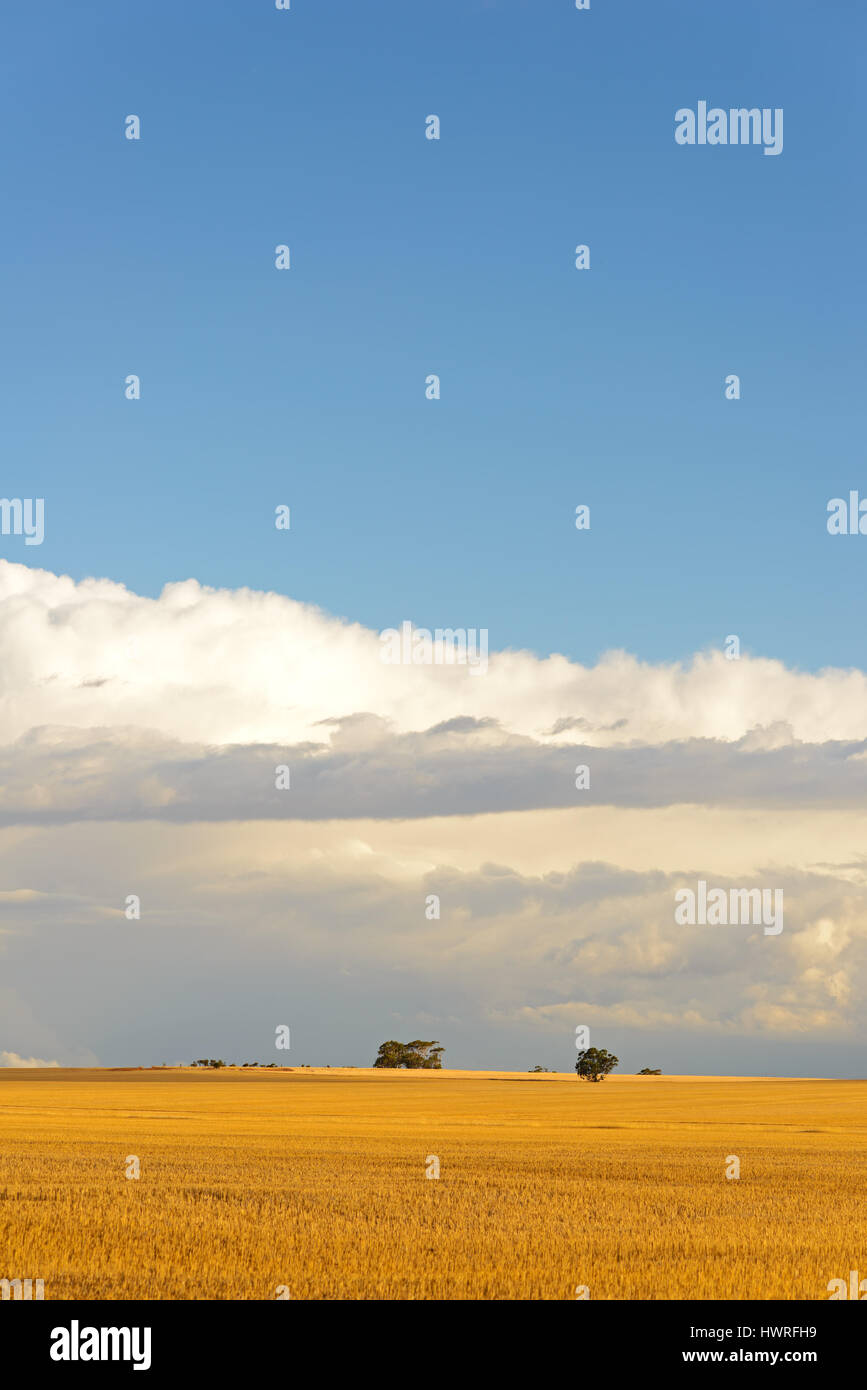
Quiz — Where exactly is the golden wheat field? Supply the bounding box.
[0,1067,864,1301]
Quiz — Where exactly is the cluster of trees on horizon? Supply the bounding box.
[177,1046,663,1076]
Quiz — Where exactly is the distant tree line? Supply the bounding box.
[186,1045,661,1077]
[190,1059,282,1069]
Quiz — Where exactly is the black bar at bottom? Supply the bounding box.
[1,1298,859,1376]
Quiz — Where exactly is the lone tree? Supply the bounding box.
[372,1040,444,1070]
[575,1047,619,1083]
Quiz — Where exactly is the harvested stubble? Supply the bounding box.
[0,1068,864,1300]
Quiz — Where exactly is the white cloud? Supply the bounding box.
[0,1050,60,1068]
[3,559,867,750]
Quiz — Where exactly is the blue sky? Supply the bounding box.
[0,0,863,668]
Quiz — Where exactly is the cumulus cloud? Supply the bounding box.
[0,1051,60,1068]
[3,559,867,750]
[1,559,867,824]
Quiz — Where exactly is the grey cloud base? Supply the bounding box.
[1,722,866,823]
